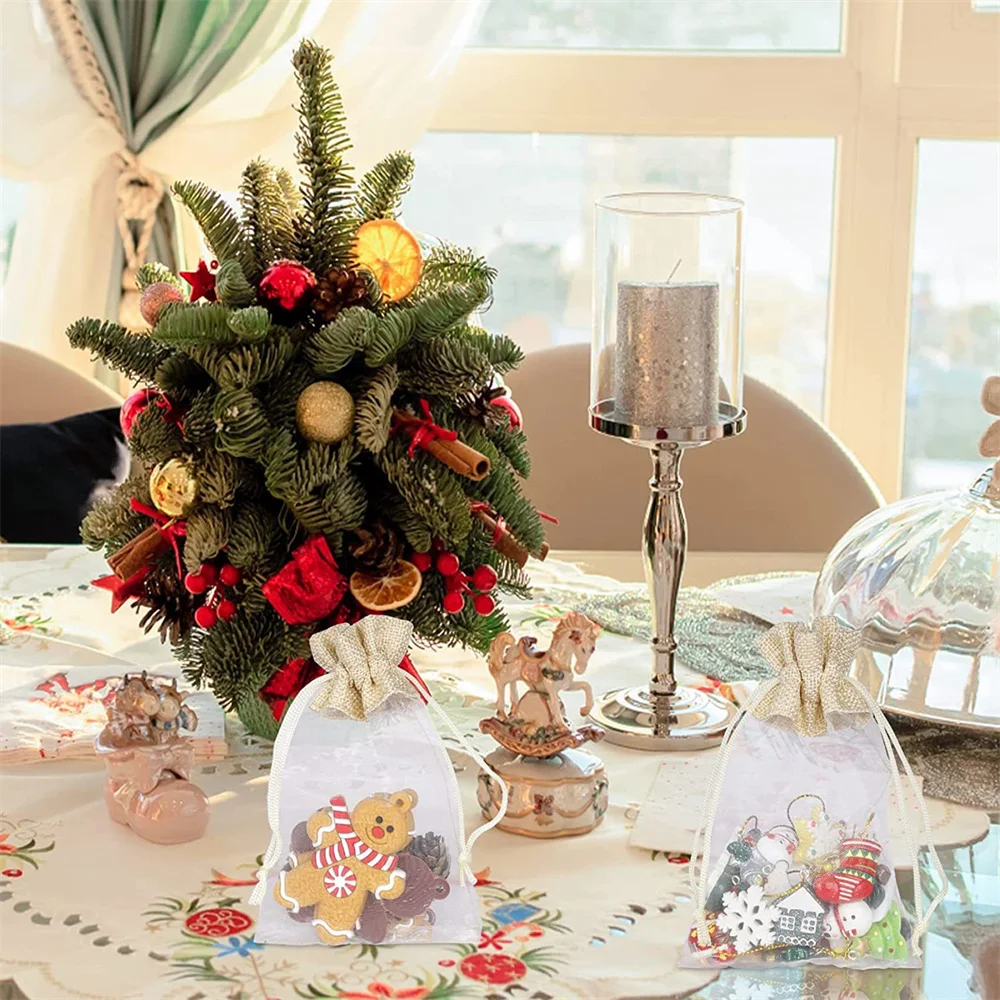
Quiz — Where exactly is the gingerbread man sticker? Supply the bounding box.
[275,790,417,945]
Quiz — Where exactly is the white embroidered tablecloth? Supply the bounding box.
[0,547,989,1000]
[0,546,719,1000]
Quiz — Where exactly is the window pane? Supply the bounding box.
[0,178,28,290]
[472,0,842,52]
[406,133,835,416]
[902,140,1000,496]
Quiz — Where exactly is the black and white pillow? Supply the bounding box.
[0,408,129,543]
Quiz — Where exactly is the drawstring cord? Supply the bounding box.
[849,679,947,955]
[426,698,509,885]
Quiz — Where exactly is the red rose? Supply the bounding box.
[262,536,348,625]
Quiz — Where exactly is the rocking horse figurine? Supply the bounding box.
[481,611,605,756]
[478,612,610,839]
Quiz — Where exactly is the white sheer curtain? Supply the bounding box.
[0,0,484,376]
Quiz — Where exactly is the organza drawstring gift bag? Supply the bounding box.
[681,618,946,971]
[251,616,507,947]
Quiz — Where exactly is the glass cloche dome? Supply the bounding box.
[814,468,999,731]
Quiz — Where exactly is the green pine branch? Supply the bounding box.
[214,388,270,460]
[458,326,524,373]
[172,180,255,275]
[291,39,354,273]
[275,167,303,217]
[398,337,491,397]
[365,310,416,366]
[183,505,231,573]
[151,303,238,349]
[239,158,294,272]
[67,317,173,383]
[136,262,183,291]
[128,405,185,468]
[215,259,257,308]
[354,364,398,453]
[420,244,496,298]
[355,151,414,222]
[305,306,377,374]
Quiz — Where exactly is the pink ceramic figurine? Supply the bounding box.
[96,673,209,844]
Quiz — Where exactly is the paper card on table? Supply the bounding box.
[631,755,960,863]
[708,572,818,625]
[0,663,226,763]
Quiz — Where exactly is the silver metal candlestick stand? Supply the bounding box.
[587,401,746,750]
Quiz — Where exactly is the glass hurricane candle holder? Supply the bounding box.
[588,192,746,750]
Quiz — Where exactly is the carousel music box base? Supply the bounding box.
[477,748,610,839]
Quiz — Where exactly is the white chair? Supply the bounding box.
[504,343,883,552]
[0,343,122,424]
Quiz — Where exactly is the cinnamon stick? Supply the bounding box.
[108,525,169,580]
[393,411,491,481]
[472,508,548,568]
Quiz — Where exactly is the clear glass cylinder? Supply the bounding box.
[591,192,745,439]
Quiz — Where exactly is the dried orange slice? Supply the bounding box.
[349,559,422,611]
[353,219,422,301]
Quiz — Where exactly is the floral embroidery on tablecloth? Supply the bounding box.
[140,866,572,1000]
[0,818,56,878]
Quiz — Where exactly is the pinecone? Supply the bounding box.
[311,267,369,324]
[349,522,404,574]
[457,384,508,430]
[133,564,198,644]
[404,831,451,878]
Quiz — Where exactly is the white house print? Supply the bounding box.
[773,885,826,948]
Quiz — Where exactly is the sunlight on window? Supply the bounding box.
[902,140,1000,496]
[472,0,843,52]
[406,133,835,416]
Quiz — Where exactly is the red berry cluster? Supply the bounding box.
[184,560,241,629]
[411,545,498,616]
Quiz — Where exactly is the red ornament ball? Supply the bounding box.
[471,564,498,593]
[259,259,317,312]
[219,564,242,587]
[184,572,207,595]
[139,281,184,326]
[442,591,465,615]
[436,552,461,577]
[217,599,237,622]
[198,562,218,586]
[491,394,523,431]
[411,550,433,572]
[473,592,496,616]
[194,605,218,629]
[120,388,160,438]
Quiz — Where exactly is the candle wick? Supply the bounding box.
[666,259,682,285]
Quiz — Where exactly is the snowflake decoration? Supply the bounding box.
[717,883,777,954]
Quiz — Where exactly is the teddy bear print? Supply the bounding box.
[274,789,416,945]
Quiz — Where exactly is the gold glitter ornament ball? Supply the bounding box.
[296,382,355,443]
[149,458,198,517]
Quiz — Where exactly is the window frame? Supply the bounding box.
[428,0,1000,500]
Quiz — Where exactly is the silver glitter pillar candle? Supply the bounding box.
[614,281,719,428]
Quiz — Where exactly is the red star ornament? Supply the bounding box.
[92,567,151,612]
[180,259,219,302]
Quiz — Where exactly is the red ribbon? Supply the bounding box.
[469,500,507,546]
[129,498,187,577]
[398,653,431,704]
[399,398,457,459]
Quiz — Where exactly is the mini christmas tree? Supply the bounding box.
[68,40,546,738]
